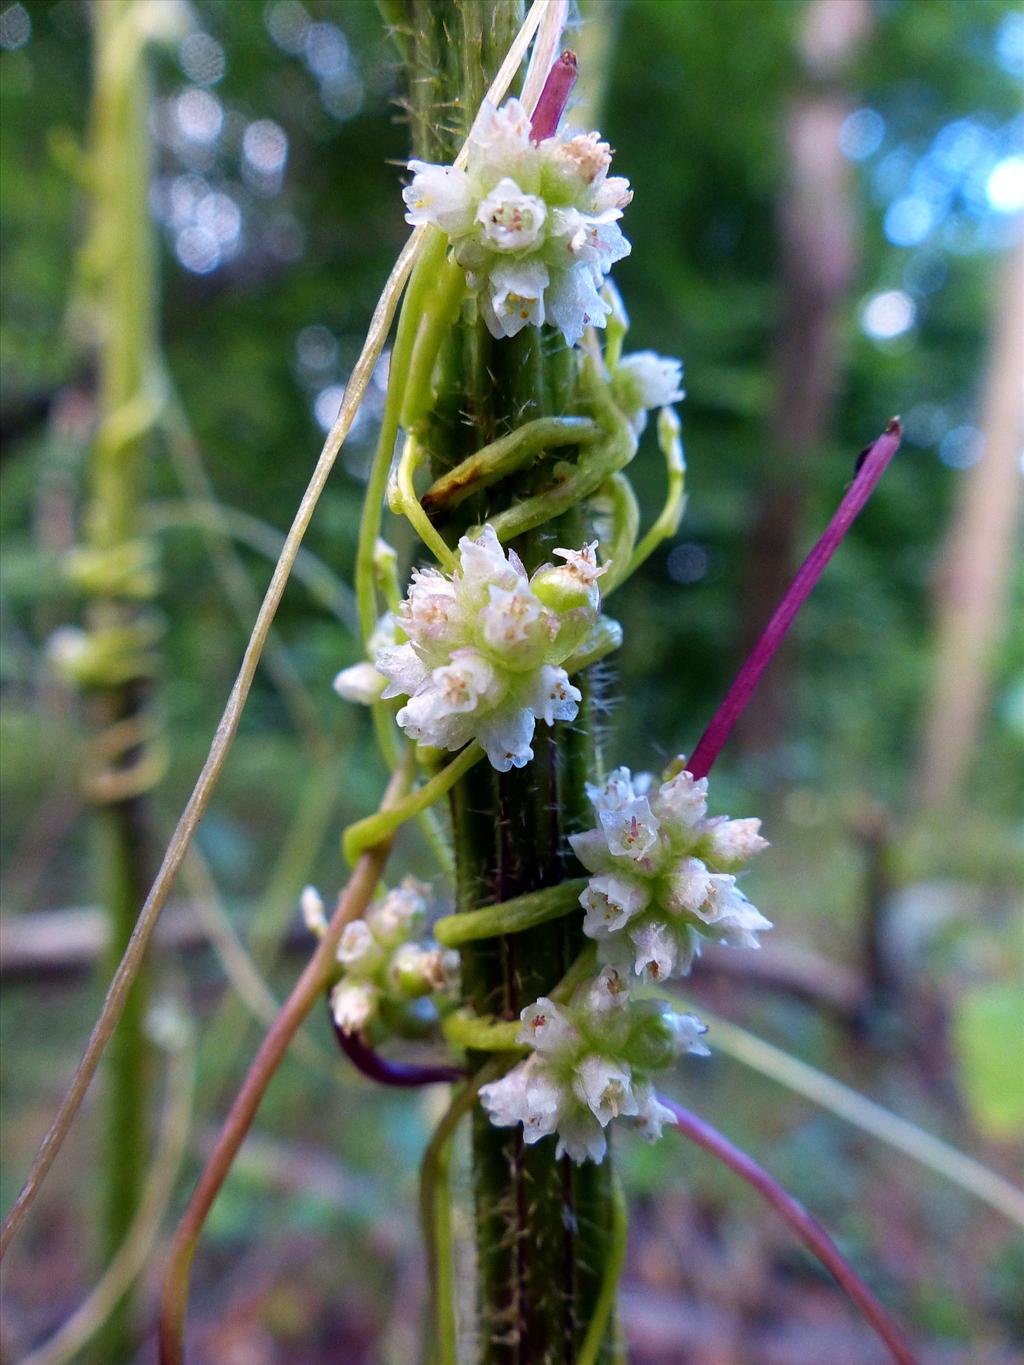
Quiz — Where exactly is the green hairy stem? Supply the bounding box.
[383,4,619,1358]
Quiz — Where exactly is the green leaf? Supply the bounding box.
[953,983,1024,1140]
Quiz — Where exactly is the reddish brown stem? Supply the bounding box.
[331,1011,465,1087]
[688,418,902,780]
[660,1095,918,1365]
[158,771,409,1365]
[529,49,578,141]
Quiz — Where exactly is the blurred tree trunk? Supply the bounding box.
[914,234,1024,814]
[735,0,869,763]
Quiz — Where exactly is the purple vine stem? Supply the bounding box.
[330,1006,465,1088]
[687,418,903,781]
[529,49,578,142]
[660,1096,918,1364]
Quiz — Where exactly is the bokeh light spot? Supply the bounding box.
[939,425,985,470]
[196,191,242,249]
[0,3,30,50]
[860,290,915,340]
[986,156,1024,215]
[243,119,289,175]
[175,225,221,275]
[175,88,224,145]
[667,543,709,585]
[304,21,349,79]
[314,385,346,433]
[884,194,937,247]
[995,11,1024,78]
[179,32,225,86]
[296,325,338,375]
[265,0,310,54]
[838,108,884,161]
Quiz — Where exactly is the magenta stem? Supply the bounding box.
[687,418,902,781]
[330,1007,465,1088]
[660,1095,918,1364]
[529,49,578,142]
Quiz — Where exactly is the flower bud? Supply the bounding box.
[336,919,383,973]
[330,979,378,1035]
[625,1002,709,1070]
[300,885,327,938]
[530,542,606,614]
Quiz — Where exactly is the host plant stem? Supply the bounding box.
[390,2,617,1357]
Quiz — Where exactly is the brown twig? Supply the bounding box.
[157,766,409,1365]
[660,1096,918,1365]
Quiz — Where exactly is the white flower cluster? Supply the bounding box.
[404,98,632,345]
[480,965,708,1163]
[307,879,459,1037]
[374,525,608,772]
[570,760,771,982]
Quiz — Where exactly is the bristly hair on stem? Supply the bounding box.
[687,418,902,781]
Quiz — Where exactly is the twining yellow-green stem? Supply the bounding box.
[75,2,166,1355]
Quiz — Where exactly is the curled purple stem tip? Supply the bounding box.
[660,1095,918,1365]
[329,1005,465,1088]
[530,49,578,142]
[687,418,903,781]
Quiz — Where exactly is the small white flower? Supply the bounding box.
[402,161,474,235]
[626,918,679,981]
[670,1014,712,1058]
[480,1054,564,1142]
[612,351,684,432]
[528,666,582,726]
[476,177,548,250]
[555,1111,608,1163]
[337,919,382,972]
[584,766,649,814]
[583,964,632,1015]
[478,582,547,664]
[333,660,386,705]
[474,702,537,772]
[695,876,773,949]
[518,998,578,1054]
[333,614,398,708]
[300,885,327,938]
[580,873,650,937]
[663,857,713,916]
[574,1054,638,1125]
[330,979,378,1035]
[629,1085,678,1142]
[598,796,660,861]
[701,817,769,870]
[652,767,708,830]
[543,257,612,343]
[482,258,549,339]
[368,877,429,944]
